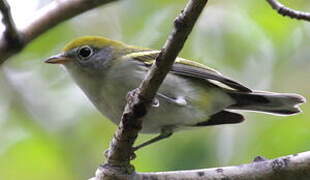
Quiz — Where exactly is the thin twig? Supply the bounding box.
[0,0,23,51]
[96,0,208,179]
[266,0,310,21]
[0,0,116,65]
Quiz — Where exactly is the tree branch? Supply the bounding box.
[94,0,208,179]
[136,151,310,180]
[0,0,22,51]
[266,0,310,21]
[89,151,310,179]
[0,0,116,65]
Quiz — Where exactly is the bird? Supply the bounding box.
[45,36,306,150]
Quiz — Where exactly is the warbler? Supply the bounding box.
[45,36,306,150]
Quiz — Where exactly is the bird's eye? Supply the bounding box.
[77,46,93,60]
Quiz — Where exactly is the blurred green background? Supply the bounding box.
[0,0,309,179]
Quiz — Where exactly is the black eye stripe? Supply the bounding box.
[78,46,93,60]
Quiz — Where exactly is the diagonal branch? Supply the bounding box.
[0,0,117,65]
[95,0,208,179]
[266,0,310,21]
[0,0,22,50]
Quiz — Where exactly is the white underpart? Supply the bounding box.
[64,58,235,134]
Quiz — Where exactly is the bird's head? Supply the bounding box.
[45,36,128,72]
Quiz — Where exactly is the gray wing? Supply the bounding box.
[127,50,252,93]
[171,62,252,92]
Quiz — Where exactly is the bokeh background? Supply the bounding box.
[0,0,309,179]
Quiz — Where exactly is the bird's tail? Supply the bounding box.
[227,91,306,115]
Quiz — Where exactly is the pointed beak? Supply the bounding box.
[44,53,71,64]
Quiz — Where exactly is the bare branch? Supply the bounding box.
[136,151,310,180]
[95,0,208,179]
[0,0,116,65]
[138,0,208,100]
[0,0,22,50]
[89,151,310,180]
[266,0,310,21]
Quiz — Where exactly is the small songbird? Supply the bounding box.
[45,36,306,150]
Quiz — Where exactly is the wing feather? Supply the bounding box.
[171,62,252,92]
[124,50,252,92]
